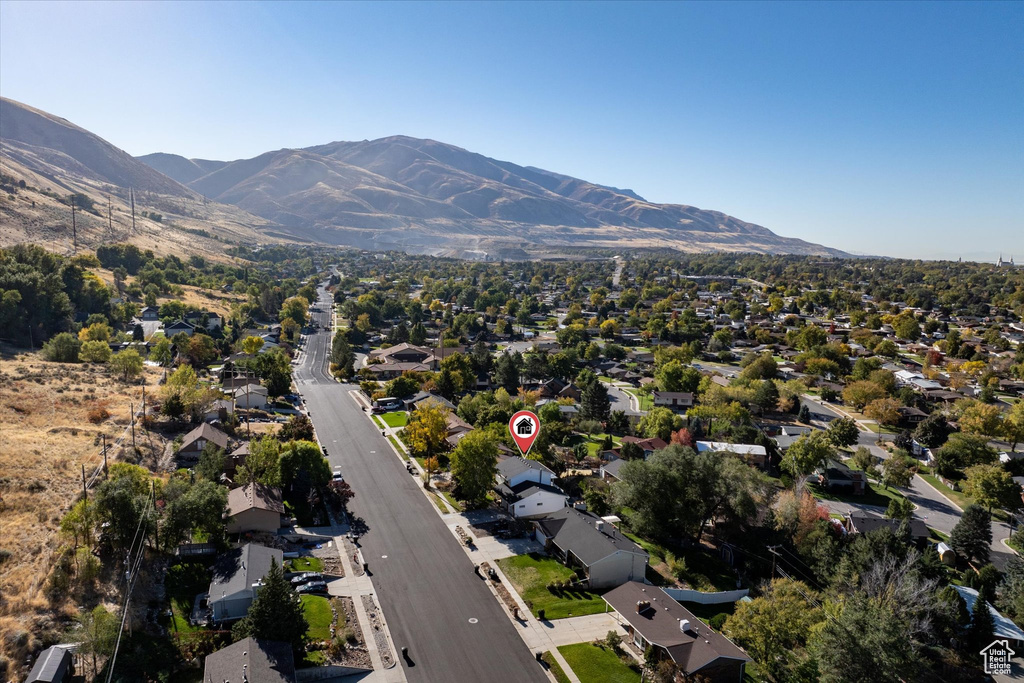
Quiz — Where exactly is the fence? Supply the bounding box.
[660,587,749,604]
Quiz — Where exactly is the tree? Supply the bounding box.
[232,559,307,655]
[886,497,914,520]
[150,336,173,366]
[950,504,992,565]
[797,403,811,423]
[933,433,998,478]
[962,464,1020,513]
[449,430,499,504]
[864,397,901,426]
[637,407,683,442]
[913,413,951,449]
[42,332,81,362]
[94,464,152,552]
[242,334,265,355]
[330,332,355,379]
[893,312,921,341]
[237,435,281,487]
[280,296,309,328]
[842,380,887,411]
[403,400,450,459]
[781,431,833,479]
[851,446,876,476]
[752,379,780,413]
[184,334,219,367]
[740,353,778,381]
[607,410,630,435]
[619,441,644,460]
[60,498,96,549]
[279,413,316,442]
[161,478,228,549]
[960,401,1004,437]
[967,588,996,653]
[881,456,912,490]
[279,440,330,492]
[110,348,144,381]
[579,379,610,422]
[724,578,823,681]
[826,417,860,448]
[613,445,762,542]
[80,339,112,363]
[1003,399,1024,451]
[195,444,226,482]
[492,352,521,393]
[72,605,119,676]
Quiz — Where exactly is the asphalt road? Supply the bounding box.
[296,287,547,683]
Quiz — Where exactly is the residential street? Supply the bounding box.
[295,287,548,683]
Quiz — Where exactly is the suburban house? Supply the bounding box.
[204,637,295,683]
[497,479,567,519]
[816,459,866,495]
[953,586,1024,649]
[208,543,284,623]
[652,391,695,410]
[497,457,555,488]
[226,483,285,534]
[204,398,235,423]
[177,423,231,464]
[139,306,160,321]
[533,508,648,588]
[25,644,74,683]
[226,442,250,477]
[165,320,196,337]
[604,583,751,682]
[366,361,431,379]
[844,511,929,546]
[234,383,270,410]
[696,441,768,468]
[605,436,668,461]
[600,457,629,482]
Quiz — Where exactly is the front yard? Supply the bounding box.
[287,556,324,573]
[497,552,607,619]
[301,594,333,641]
[557,643,640,683]
[380,411,408,428]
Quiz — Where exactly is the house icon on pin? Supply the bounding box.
[515,417,534,435]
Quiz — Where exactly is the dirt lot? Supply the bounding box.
[0,347,164,671]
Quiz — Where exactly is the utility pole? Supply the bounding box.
[767,544,781,578]
[130,188,136,233]
[107,195,113,239]
[70,194,77,253]
[130,401,136,450]
[141,384,146,424]
[151,480,158,550]
[102,434,108,478]
[81,464,87,501]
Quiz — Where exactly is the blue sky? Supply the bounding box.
[1,1,1021,259]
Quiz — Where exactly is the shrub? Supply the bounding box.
[87,405,111,424]
[709,613,728,631]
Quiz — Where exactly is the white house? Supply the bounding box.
[234,383,269,410]
[208,543,283,623]
[498,480,567,519]
[497,457,555,488]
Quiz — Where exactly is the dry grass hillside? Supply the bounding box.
[0,349,164,672]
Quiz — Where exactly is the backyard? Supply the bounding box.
[557,642,641,683]
[497,552,607,619]
[622,531,738,592]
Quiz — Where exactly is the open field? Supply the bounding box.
[0,347,164,667]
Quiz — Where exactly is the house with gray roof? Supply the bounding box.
[533,508,648,588]
[497,480,567,519]
[25,645,73,683]
[604,583,750,682]
[209,543,283,623]
[203,637,295,683]
[497,456,555,488]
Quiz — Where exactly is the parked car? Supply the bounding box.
[296,580,328,594]
[332,467,344,482]
[290,572,324,586]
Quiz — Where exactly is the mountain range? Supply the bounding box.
[0,97,844,257]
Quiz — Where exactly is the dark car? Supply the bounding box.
[296,580,328,594]
[290,572,323,586]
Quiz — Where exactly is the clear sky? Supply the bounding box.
[1,1,1021,260]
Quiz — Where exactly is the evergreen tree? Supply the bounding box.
[580,379,611,422]
[232,559,308,654]
[950,504,992,565]
[409,322,427,346]
[968,590,995,652]
[493,353,520,393]
[330,332,355,379]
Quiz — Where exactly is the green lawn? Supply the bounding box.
[807,480,905,509]
[371,415,386,428]
[440,490,463,512]
[542,652,571,683]
[497,553,607,619]
[301,595,333,641]
[288,556,324,573]
[164,561,211,634]
[623,388,653,411]
[381,411,408,428]
[558,643,640,683]
[428,493,448,513]
[387,434,405,453]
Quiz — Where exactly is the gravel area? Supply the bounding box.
[362,594,396,668]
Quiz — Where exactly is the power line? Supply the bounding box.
[104,489,153,683]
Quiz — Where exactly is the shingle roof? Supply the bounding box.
[209,543,283,600]
[602,458,629,480]
[25,644,73,683]
[603,583,750,674]
[203,637,295,683]
[540,508,647,567]
[847,511,928,539]
[181,422,230,450]
[228,483,285,516]
[497,456,554,480]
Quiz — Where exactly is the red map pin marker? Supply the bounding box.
[509,410,540,456]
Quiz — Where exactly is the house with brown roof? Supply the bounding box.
[226,483,285,534]
[604,583,751,682]
[177,423,231,464]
